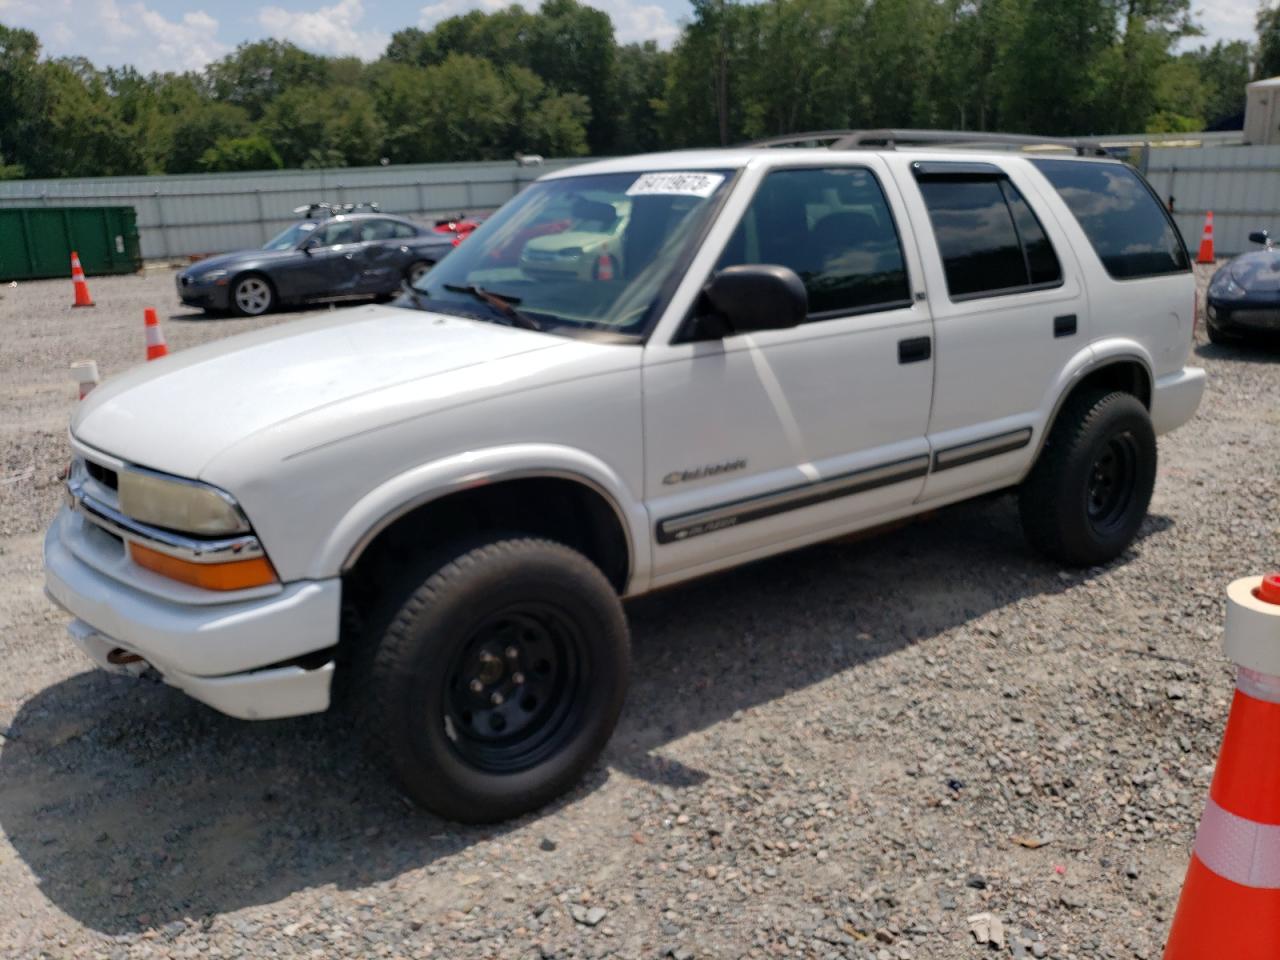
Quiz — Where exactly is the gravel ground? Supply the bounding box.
[0,264,1276,960]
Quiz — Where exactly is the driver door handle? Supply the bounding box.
[898,336,931,364]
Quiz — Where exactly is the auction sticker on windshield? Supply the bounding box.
[626,172,725,198]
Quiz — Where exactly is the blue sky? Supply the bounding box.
[0,0,1260,74]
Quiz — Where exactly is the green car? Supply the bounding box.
[519,197,631,281]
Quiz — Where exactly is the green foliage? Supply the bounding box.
[198,134,284,172]
[0,0,1268,180]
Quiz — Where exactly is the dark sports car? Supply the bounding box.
[176,213,458,316]
[1206,230,1280,344]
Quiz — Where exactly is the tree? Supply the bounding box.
[1259,3,1280,79]
[1182,40,1250,125]
[167,102,251,172]
[199,134,283,172]
[207,40,329,119]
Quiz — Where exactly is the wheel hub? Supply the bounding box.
[444,608,580,770]
[1086,431,1139,534]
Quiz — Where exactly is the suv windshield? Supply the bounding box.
[404,170,733,339]
[264,221,317,251]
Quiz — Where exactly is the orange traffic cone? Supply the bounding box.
[596,253,615,281]
[70,251,94,307]
[1164,573,1280,959]
[144,307,168,361]
[1196,211,1216,264]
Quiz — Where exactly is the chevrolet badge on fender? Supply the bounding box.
[663,459,748,485]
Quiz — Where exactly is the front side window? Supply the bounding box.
[917,174,1063,299]
[406,169,732,339]
[717,167,910,317]
[264,220,316,251]
[1031,158,1189,280]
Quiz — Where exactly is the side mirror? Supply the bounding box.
[1249,230,1271,247]
[698,265,807,337]
[300,236,322,255]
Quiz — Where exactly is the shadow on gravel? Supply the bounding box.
[1194,339,1280,363]
[0,495,1172,934]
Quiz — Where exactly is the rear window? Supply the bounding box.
[1031,159,1189,280]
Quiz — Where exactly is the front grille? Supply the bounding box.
[85,460,118,491]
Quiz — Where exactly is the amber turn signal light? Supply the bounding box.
[130,542,278,591]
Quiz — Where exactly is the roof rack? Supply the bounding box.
[292,201,382,219]
[747,128,1108,157]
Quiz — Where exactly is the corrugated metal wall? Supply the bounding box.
[0,159,588,259]
[1145,145,1280,257]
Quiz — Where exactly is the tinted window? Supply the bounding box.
[1031,159,1189,279]
[392,221,417,238]
[718,167,910,316]
[357,219,399,241]
[918,177,1062,298]
[314,221,359,246]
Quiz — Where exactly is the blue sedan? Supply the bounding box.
[1206,230,1280,344]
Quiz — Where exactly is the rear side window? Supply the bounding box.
[1031,159,1189,279]
[916,174,1062,299]
[717,167,911,318]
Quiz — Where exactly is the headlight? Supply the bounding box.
[1210,270,1247,299]
[117,468,250,535]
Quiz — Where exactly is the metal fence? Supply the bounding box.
[0,159,589,260]
[1144,145,1280,257]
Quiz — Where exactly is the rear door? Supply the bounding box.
[888,158,1089,500]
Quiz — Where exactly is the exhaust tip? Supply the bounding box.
[106,648,146,666]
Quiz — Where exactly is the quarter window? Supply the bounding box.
[917,175,1062,299]
[717,167,911,317]
[1031,158,1189,279]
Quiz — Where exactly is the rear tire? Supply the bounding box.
[1019,389,1156,567]
[364,536,629,823]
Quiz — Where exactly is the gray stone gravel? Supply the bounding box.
[0,264,1275,958]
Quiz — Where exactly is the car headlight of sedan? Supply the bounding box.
[117,468,250,536]
[1210,270,1247,299]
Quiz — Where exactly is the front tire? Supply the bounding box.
[1019,389,1157,567]
[231,273,275,316]
[365,537,630,823]
[405,260,432,287]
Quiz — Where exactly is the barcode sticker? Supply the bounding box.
[626,172,725,198]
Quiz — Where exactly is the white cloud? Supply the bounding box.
[416,0,679,47]
[2,0,228,72]
[258,0,389,60]
[417,0,507,30]
[1184,0,1259,48]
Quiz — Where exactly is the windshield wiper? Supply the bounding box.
[443,283,542,331]
[398,285,431,311]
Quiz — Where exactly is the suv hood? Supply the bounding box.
[72,304,567,479]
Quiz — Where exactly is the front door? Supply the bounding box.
[642,161,936,585]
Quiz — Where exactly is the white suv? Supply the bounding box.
[45,139,1205,822]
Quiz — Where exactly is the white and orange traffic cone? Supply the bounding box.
[70,251,94,307]
[595,252,615,281]
[144,307,168,360]
[70,360,99,400]
[1196,211,1216,264]
[1164,573,1280,959]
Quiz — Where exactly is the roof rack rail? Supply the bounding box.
[292,201,382,219]
[747,128,1108,157]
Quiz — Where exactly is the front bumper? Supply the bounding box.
[1150,365,1206,436]
[176,274,231,311]
[44,507,341,719]
[1207,298,1280,335]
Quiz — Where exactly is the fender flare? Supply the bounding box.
[1026,339,1155,468]
[315,443,649,591]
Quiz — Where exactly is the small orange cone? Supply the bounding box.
[1164,573,1280,959]
[1196,211,1216,264]
[144,307,168,360]
[70,251,94,307]
[596,252,615,281]
[70,359,99,400]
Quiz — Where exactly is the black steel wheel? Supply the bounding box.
[443,604,588,774]
[364,536,629,823]
[1019,388,1156,567]
[1086,432,1140,536]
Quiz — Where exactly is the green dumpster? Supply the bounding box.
[0,206,142,281]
